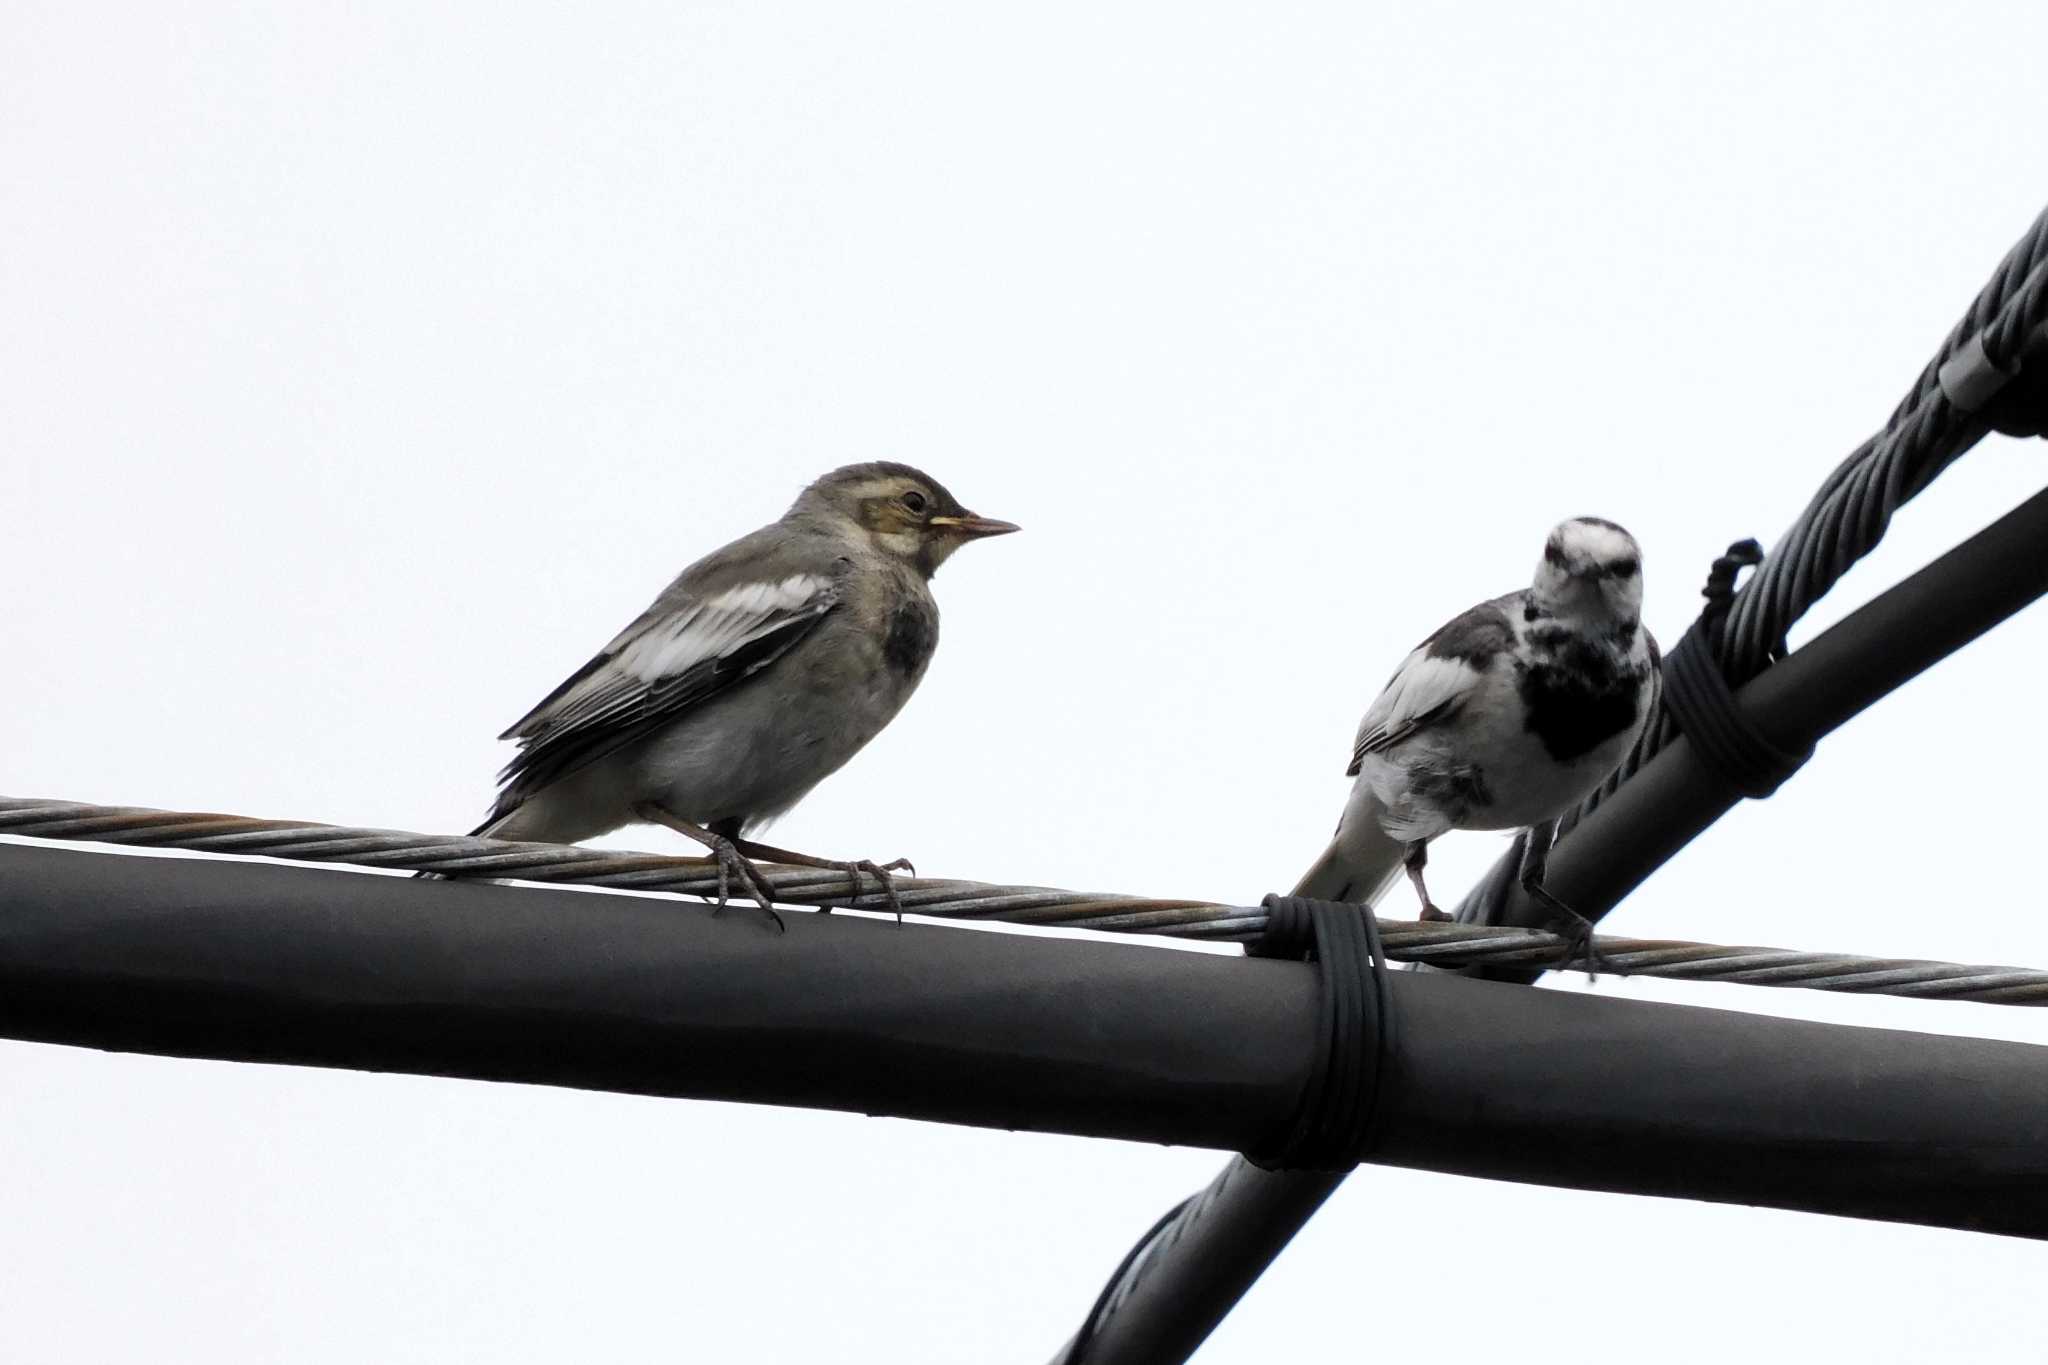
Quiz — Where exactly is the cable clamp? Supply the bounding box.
[1938,331,2019,414]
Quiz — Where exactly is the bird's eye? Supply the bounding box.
[901,491,928,513]
[1611,557,1640,579]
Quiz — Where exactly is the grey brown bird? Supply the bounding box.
[1294,517,1657,963]
[461,462,1017,923]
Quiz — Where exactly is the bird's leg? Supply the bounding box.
[632,804,784,931]
[1517,818,1604,980]
[1404,840,1453,922]
[729,837,915,922]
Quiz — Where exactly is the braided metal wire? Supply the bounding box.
[4,796,2046,1006]
[1560,205,2048,837]
[0,798,1262,938]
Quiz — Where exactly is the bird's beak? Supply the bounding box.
[929,513,1021,540]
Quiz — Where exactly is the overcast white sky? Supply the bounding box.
[6,2,2048,1360]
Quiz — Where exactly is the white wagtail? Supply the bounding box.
[1294,517,1657,962]
[452,463,1017,924]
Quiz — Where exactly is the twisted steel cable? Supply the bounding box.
[4,796,2046,1006]
[0,797,1262,939]
[1714,219,2046,681]
[1559,206,2048,838]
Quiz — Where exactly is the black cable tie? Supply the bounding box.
[1661,539,1812,799]
[1243,895,1395,1172]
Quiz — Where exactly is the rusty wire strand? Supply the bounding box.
[4,796,2045,1007]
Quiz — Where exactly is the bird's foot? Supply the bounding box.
[632,803,784,931]
[1522,877,1604,981]
[706,835,785,932]
[731,840,916,921]
[1403,840,1450,922]
[1553,915,1604,981]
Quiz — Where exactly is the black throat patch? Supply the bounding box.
[1516,631,1643,763]
[883,598,940,676]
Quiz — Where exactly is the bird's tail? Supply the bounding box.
[1291,784,1407,905]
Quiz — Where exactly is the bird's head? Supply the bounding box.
[791,462,1019,577]
[1533,517,1644,620]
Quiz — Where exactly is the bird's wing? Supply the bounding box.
[1344,652,1478,774]
[493,543,844,809]
[1344,597,1516,777]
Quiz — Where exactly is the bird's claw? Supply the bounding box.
[1418,901,1455,923]
[1522,876,1603,981]
[1556,919,1608,981]
[706,835,784,932]
[718,836,915,922]
[629,802,785,931]
[837,857,913,922]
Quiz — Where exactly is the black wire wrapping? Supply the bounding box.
[1243,896,1395,1172]
[1659,540,1812,799]
[1056,891,1399,1363]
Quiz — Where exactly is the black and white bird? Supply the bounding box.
[453,463,1017,923]
[1294,517,1657,954]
